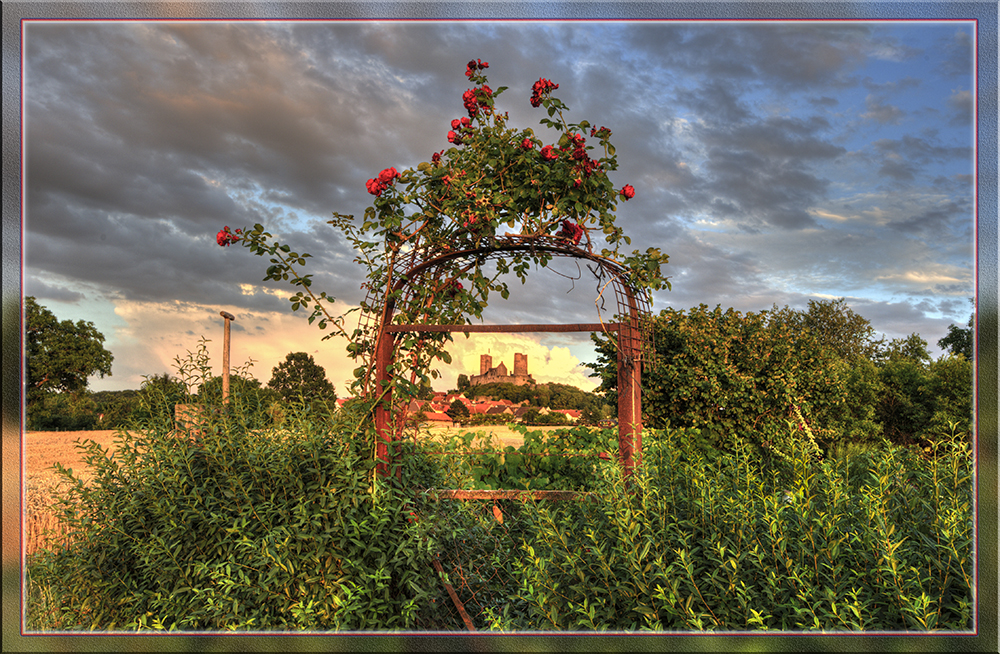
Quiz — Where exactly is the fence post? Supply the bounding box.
[220,311,235,406]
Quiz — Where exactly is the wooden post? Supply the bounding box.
[220,311,235,406]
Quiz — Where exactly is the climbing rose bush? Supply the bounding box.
[223,59,669,396]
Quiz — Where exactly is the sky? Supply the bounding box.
[20,18,979,395]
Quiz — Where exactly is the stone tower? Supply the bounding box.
[480,354,493,376]
[513,353,528,377]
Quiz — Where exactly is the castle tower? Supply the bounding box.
[480,354,493,376]
[513,353,528,377]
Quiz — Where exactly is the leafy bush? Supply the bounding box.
[92,390,141,429]
[27,354,441,632]
[919,355,973,442]
[591,304,850,455]
[27,392,98,431]
[504,428,974,631]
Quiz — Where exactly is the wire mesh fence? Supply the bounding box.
[416,495,539,631]
[399,427,618,630]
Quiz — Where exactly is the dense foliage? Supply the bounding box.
[500,429,973,631]
[267,352,337,406]
[28,349,440,631]
[26,297,114,430]
[29,413,974,632]
[589,300,974,455]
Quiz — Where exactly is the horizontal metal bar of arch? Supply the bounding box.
[385,322,620,333]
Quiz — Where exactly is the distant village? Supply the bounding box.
[335,352,586,428]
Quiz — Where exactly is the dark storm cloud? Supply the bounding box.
[24,279,85,304]
[688,116,845,231]
[887,201,966,235]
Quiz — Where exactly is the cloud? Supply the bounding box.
[22,21,975,392]
[861,94,905,125]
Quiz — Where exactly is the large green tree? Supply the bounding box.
[25,296,113,405]
[798,298,884,362]
[938,298,975,361]
[267,352,337,405]
[590,304,864,454]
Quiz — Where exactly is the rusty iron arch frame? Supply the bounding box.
[366,235,652,489]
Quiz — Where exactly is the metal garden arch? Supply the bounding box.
[365,235,652,493]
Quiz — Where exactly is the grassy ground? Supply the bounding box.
[416,424,575,449]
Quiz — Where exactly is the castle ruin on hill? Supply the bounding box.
[469,353,536,387]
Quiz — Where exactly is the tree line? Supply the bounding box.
[589,297,975,457]
[25,297,338,430]
[25,296,974,443]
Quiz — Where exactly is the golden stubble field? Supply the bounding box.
[21,430,122,562]
[16,424,547,562]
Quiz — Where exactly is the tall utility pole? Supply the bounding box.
[220,311,235,405]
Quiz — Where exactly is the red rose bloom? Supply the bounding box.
[366,178,384,196]
[621,184,636,200]
[540,145,558,161]
[378,167,399,184]
[557,219,584,245]
[521,138,533,150]
[461,116,471,127]
[216,227,239,247]
[451,118,462,129]
[431,150,443,164]
[530,77,559,107]
[463,89,479,117]
[465,59,488,77]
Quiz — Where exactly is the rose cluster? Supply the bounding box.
[216,226,241,247]
[530,77,559,107]
[465,58,488,77]
[366,167,401,197]
[556,219,585,245]
[448,116,473,144]
[462,84,493,118]
[567,132,587,161]
[536,131,602,183]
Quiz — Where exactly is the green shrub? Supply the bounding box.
[27,391,98,431]
[27,351,442,632]
[590,305,851,456]
[918,355,973,442]
[504,428,974,631]
[92,390,141,429]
